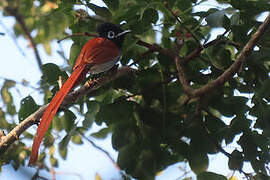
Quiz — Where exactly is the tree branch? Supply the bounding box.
[79,132,120,171]
[4,7,43,70]
[0,67,135,155]
[175,14,270,97]
[0,19,26,57]
[191,14,270,97]
[180,30,230,66]
[136,39,174,57]
[57,32,98,43]
[174,55,194,97]
[164,2,202,47]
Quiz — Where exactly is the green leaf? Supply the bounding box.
[238,132,258,161]
[87,3,112,19]
[205,115,226,143]
[207,45,232,71]
[112,128,128,150]
[96,99,135,125]
[169,140,190,158]
[91,127,111,139]
[7,103,16,116]
[141,8,159,25]
[69,43,82,68]
[210,96,249,117]
[188,151,209,174]
[83,112,95,128]
[94,89,115,104]
[53,116,63,132]
[228,150,244,170]
[59,126,78,159]
[43,42,52,55]
[222,15,231,30]
[255,79,270,100]
[117,145,137,170]
[18,96,39,122]
[3,79,16,88]
[230,12,240,26]
[0,81,16,115]
[50,156,58,167]
[188,125,216,154]
[83,101,100,128]
[102,0,119,11]
[1,87,12,105]
[176,0,192,12]
[71,134,83,144]
[59,147,67,160]
[206,10,226,28]
[251,159,267,175]
[86,101,100,115]
[62,110,76,132]
[41,63,67,85]
[254,173,270,180]
[197,172,227,180]
[112,74,136,91]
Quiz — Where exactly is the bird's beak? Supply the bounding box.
[115,30,131,38]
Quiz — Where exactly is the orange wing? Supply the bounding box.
[29,37,120,165]
[73,38,120,70]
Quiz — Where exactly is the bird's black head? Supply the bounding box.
[97,22,130,49]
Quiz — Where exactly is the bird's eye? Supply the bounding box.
[107,31,115,39]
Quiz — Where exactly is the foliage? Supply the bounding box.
[0,0,270,179]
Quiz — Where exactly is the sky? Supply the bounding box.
[0,0,268,179]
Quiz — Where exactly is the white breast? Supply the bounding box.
[89,57,120,74]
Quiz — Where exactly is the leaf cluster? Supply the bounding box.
[1,0,270,179]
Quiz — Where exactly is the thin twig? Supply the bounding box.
[50,167,84,180]
[0,76,39,90]
[164,2,202,47]
[180,30,230,66]
[136,39,174,57]
[128,49,154,67]
[31,168,49,180]
[125,76,176,100]
[203,30,229,48]
[136,30,232,67]
[0,19,26,57]
[57,32,98,43]
[4,7,43,70]
[79,132,120,171]
[180,48,202,65]
[50,167,56,180]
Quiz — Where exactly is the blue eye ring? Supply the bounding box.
[107,31,115,39]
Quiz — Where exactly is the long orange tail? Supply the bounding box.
[29,62,88,165]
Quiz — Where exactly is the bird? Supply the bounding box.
[29,22,130,165]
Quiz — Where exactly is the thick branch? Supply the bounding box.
[4,7,43,70]
[174,56,195,97]
[175,14,270,97]
[0,67,135,155]
[191,14,270,97]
